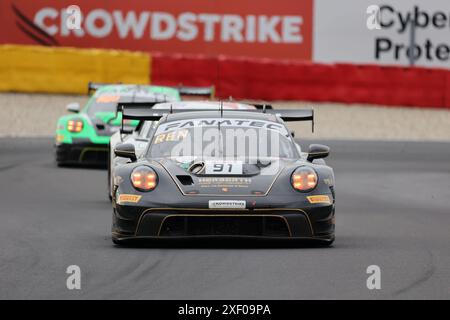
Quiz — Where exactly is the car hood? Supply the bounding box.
[157,157,296,196]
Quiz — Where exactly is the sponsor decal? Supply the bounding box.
[157,118,285,134]
[96,95,120,103]
[373,4,450,65]
[209,200,246,209]
[306,195,331,204]
[154,129,189,144]
[315,0,450,68]
[118,194,142,204]
[199,177,251,188]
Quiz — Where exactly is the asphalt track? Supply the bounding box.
[0,138,449,299]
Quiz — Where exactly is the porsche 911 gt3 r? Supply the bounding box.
[111,105,335,245]
[55,83,214,166]
[55,83,179,166]
[108,101,257,199]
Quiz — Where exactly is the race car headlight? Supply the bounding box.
[67,119,83,133]
[131,166,158,191]
[291,167,318,192]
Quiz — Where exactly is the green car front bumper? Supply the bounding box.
[55,139,109,166]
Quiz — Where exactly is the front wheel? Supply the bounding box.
[112,238,123,245]
[314,237,334,247]
[55,144,69,167]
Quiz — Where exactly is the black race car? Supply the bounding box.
[108,101,257,200]
[111,103,335,245]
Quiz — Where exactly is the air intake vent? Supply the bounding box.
[177,175,194,185]
[96,124,105,130]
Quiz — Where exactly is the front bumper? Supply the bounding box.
[56,141,108,165]
[112,206,335,243]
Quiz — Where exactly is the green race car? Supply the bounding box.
[55,83,181,166]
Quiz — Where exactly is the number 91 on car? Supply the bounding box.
[205,161,243,175]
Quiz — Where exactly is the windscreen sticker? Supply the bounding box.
[96,95,120,103]
[156,118,287,135]
[154,129,189,144]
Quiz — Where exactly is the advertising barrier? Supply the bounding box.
[1,0,449,69]
[314,0,450,69]
[1,44,449,108]
[0,0,313,60]
[151,53,450,108]
[0,44,149,94]
[1,1,449,107]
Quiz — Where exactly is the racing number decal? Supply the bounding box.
[213,163,233,173]
[205,161,243,175]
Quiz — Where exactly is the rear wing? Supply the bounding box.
[119,103,315,132]
[87,82,121,96]
[116,101,162,114]
[250,102,273,112]
[271,109,315,132]
[117,101,165,133]
[89,82,214,98]
[177,86,215,99]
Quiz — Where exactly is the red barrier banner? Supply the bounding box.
[446,73,450,108]
[150,53,450,108]
[0,0,313,60]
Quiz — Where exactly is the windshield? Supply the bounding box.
[86,91,177,117]
[147,118,297,160]
[87,102,118,116]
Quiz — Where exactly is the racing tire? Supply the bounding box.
[112,238,123,245]
[315,238,334,247]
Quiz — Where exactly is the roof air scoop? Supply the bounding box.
[188,162,205,175]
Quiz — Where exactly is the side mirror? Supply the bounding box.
[307,144,330,162]
[290,130,295,138]
[114,143,137,161]
[66,102,80,113]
